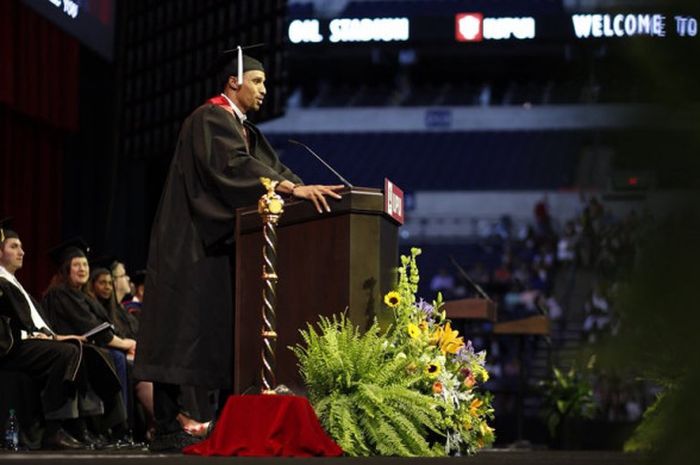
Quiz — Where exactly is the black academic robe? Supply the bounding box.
[42,284,117,347]
[96,297,139,340]
[134,97,302,389]
[0,279,124,419]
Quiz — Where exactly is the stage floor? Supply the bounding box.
[0,449,643,465]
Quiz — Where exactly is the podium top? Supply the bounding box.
[237,187,400,233]
[493,315,550,336]
[443,298,497,322]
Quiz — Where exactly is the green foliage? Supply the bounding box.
[292,248,495,456]
[292,314,443,456]
[623,390,668,453]
[540,363,597,438]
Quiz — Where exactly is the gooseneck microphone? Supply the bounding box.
[288,139,354,188]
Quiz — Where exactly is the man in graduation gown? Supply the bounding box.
[134,52,343,448]
[0,226,126,449]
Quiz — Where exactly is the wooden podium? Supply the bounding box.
[443,298,497,322]
[233,187,400,394]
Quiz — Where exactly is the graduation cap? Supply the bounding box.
[48,237,90,266]
[216,43,265,86]
[131,269,146,287]
[90,253,118,272]
[89,267,111,282]
[0,217,18,242]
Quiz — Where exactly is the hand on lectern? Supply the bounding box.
[291,184,344,213]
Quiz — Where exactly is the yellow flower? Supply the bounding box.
[478,422,494,440]
[475,366,490,383]
[425,362,441,379]
[438,322,464,355]
[469,398,483,416]
[407,323,421,339]
[384,291,401,308]
[429,326,442,345]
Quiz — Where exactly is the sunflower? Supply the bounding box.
[407,323,421,339]
[425,362,441,379]
[384,291,401,308]
[438,322,464,355]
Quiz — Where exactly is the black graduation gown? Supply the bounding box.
[0,279,124,419]
[42,284,118,347]
[134,99,302,389]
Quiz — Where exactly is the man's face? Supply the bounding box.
[232,70,266,112]
[0,238,24,273]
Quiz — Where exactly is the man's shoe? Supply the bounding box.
[71,427,109,450]
[42,428,86,450]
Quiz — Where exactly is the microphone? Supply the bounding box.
[288,139,354,188]
[449,255,493,303]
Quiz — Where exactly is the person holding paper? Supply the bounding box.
[42,240,137,355]
[0,222,126,449]
[42,239,138,443]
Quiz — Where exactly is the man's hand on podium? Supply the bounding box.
[291,184,344,213]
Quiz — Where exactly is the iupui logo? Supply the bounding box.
[384,178,405,225]
[456,13,483,42]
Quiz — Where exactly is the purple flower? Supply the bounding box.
[416,299,435,317]
[456,341,475,363]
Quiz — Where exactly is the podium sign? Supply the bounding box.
[384,179,404,225]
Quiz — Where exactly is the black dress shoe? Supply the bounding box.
[65,425,107,450]
[42,428,86,450]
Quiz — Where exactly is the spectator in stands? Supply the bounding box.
[557,220,577,264]
[0,225,126,449]
[468,261,491,290]
[533,194,553,238]
[582,284,611,343]
[42,240,137,443]
[429,268,455,299]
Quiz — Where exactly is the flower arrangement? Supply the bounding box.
[293,248,494,456]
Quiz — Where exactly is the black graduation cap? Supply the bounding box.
[89,266,111,282]
[216,43,266,85]
[48,237,90,266]
[0,217,18,242]
[90,253,118,272]
[131,269,146,286]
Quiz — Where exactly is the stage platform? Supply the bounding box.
[0,450,642,465]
